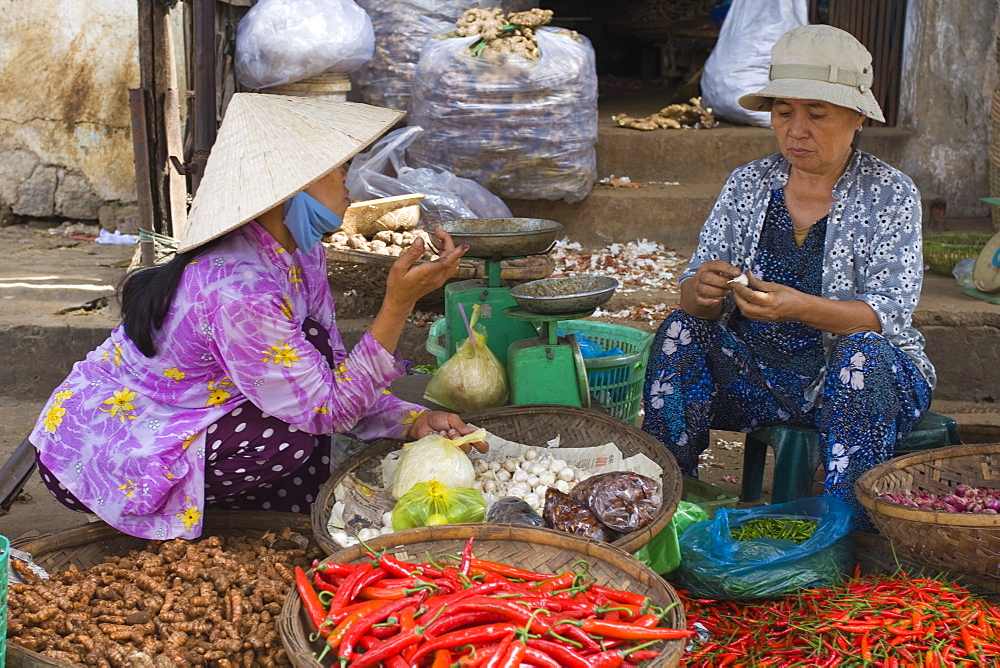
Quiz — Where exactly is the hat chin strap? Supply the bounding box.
[769,63,874,92]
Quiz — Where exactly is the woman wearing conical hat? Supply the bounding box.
[29,94,483,539]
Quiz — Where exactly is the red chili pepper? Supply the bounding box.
[550,622,601,652]
[315,560,362,578]
[460,536,475,577]
[587,584,649,608]
[470,558,554,581]
[294,566,328,632]
[447,595,553,634]
[483,633,515,668]
[423,610,505,637]
[312,571,338,594]
[350,605,421,667]
[408,623,520,664]
[431,649,453,668]
[498,640,527,668]
[529,572,575,594]
[526,638,590,668]
[316,600,389,661]
[327,561,374,613]
[337,596,422,662]
[580,618,693,641]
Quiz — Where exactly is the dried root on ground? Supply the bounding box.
[612,97,717,131]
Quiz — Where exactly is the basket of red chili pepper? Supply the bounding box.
[855,442,1000,579]
[312,405,683,557]
[278,524,691,667]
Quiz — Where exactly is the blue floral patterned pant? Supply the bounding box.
[642,310,931,530]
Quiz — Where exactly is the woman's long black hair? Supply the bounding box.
[118,238,223,358]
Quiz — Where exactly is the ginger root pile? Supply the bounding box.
[441,6,578,61]
[7,528,322,667]
[612,97,718,131]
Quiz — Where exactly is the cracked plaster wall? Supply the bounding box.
[0,0,183,229]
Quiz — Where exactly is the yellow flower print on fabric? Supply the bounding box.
[402,409,425,427]
[117,479,136,498]
[314,406,329,414]
[43,402,68,433]
[290,265,303,287]
[205,377,234,407]
[333,361,355,383]
[163,466,174,480]
[175,496,202,532]
[382,389,393,396]
[164,367,186,381]
[279,295,294,320]
[100,387,138,424]
[101,343,124,366]
[54,389,74,401]
[262,339,300,368]
[181,433,196,450]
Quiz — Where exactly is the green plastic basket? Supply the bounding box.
[922,232,993,276]
[1,534,8,668]
[426,317,654,425]
[555,320,654,426]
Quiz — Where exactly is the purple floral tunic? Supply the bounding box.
[31,222,424,539]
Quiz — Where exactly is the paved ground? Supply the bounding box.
[1,222,998,544]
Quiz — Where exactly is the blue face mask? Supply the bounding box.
[283,191,343,253]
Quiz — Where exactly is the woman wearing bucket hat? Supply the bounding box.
[29,94,483,540]
[642,25,934,529]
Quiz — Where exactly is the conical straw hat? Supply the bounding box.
[179,93,404,252]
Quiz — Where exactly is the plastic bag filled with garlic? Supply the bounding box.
[471,446,589,516]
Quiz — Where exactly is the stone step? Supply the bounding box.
[593,122,913,183]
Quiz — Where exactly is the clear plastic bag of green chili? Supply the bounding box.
[672,497,854,600]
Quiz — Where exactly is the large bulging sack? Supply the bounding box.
[235,0,375,89]
[701,0,808,127]
[407,27,598,203]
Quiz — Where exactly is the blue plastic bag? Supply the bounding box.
[673,497,854,599]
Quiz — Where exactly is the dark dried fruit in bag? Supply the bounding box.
[571,471,662,532]
[543,488,606,540]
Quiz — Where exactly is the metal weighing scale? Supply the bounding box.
[504,307,593,408]
[438,218,563,366]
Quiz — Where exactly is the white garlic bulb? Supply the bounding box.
[523,492,540,507]
[533,484,548,498]
[380,526,394,535]
[528,462,547,476]
[503,459,519,472]
[728,273,749,286]
[538,471,556,487]
[524,448,539,461]
[555,479,572,493]
[358,527,380,542]
[474,459,488,473]
[557,467,576,482]
[512,469,528,483]
[490,461,502,472]
[483,480,498,493]
[549,459,567,473]
[526,474,540,488]
[496,469,512,482]
[382,511,394,527]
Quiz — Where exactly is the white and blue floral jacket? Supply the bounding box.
[680,150,936,391]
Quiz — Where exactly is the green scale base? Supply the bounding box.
[504,307,594,409]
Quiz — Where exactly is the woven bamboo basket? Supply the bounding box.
[855,443,1000,579]
[278,523,687,667]
[991,164,1000,232]
[311,404,683,557]
[325,246,555,307]
[340,194,425,237]
[5,511,316,668]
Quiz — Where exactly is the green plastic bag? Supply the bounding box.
[634,500,709,575]
[391,480,487,531]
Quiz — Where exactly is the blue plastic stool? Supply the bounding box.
[740,411,961,504]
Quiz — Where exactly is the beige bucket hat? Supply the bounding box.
[738,24,885,123]
[178,93,404,253]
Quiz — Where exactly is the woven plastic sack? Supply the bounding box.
[391,480,486,530]
[424,305,509,413]
[391,428,486,499]
[346,126,512,224]
[701,0,808,127]
[407,27,598,203]
[673,497,854,599]
[235,0,375,89]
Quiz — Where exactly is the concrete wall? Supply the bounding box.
[898,0,1000,219]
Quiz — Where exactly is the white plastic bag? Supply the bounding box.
[235,0,375,90]
[407,28,598,203]
[346,126,512,223]
[701,0,808,127]
[391,428,487,499]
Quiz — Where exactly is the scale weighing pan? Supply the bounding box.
[434,218,563,259]
[510,275,619,314]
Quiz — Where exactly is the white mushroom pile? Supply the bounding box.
[471,447,589,515]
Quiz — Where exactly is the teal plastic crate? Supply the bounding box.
[1,534,8,667]
[426,317,654,425]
